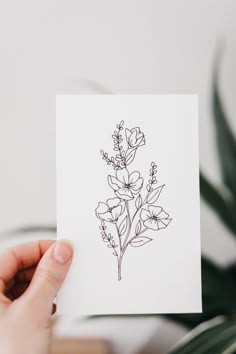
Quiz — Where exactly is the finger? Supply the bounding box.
[2,268,36,297]
[6,282,29,301]
[23,241,73,319]
[0,240,54,294]
[4,267,36,295]
[16,267,36,283]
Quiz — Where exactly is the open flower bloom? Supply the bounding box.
[140,205,171,230]
[125,127,145,148]
[108,169,143,201]
[95,197,125,223]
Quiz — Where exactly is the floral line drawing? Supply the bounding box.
[95,120,172,281]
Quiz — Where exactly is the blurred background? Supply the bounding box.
[0,1,236,353]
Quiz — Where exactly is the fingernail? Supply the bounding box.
[52,241,73,264]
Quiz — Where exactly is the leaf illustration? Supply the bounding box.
[125,148,136,165]
[130,236,152,247]
[119,216,128,236]
[135,194,142,209]
[147,185,164,204]
[135,220,142,235]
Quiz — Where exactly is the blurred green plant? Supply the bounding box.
[167,56,236,351]
[169,316,236,354]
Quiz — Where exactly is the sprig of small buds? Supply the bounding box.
[99,221,118,256]
[146,162,157,192]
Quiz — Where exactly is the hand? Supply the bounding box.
[0,240,73,354]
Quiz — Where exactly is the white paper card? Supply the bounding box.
[57,95,202,316]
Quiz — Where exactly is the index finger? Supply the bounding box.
[0,240,55,294]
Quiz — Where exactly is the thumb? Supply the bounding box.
[23,240,73,318]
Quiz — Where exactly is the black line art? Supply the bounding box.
[95,120,172,281]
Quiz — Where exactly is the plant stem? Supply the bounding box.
[118,255,122,281]
[117,200,149,279]
[137,227,148,236]
[101,223,118,257]
[122,201,132,251]
[123,227,148,253]
[115,223,122,255]
[132,206,141,223]
[115,223,124,281]
[132,190,151,223]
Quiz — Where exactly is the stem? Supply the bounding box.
[132,189,152,223]
[122,201,132,251]
[115,123,126,167]
[123,227,148,253]
[118,137,125,167]
[115,223,122,255]
[137,227,148,236]
[118,255,122,281]
[100,222,118,257]
[132,207,140,223]
[101,151,120,169]
[115,224,123,281]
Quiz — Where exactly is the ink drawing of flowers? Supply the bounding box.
[108,169,143,200]
[96,120,172,281]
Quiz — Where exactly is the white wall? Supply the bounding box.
[0,1,236,352]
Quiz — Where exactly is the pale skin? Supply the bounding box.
[0,240,73,354]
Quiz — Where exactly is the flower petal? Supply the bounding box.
[136,136,143,146]
[107,197,120,209]
[129,171,140,183]
[148,205,162,217]
[116,168,129,184]
[159,210,170,219]
[140,208,150,221]
[111,205,122,221]
[139,139,145,146]
[129,130,138,146]
[143,218,159,231]
[131,177,143,192]
[98,211,114,223]
[95,202,108,217]
[157,218,172,229]
[131,127,140,134]
[131,128,145,147]
[115,187,133,200]
[125,128,132,142]
[107,175,123,191]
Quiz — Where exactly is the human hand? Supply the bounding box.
[0,240,73,354]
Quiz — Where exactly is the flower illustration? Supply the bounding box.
[96,120,172,281]
[125,127,145,148]
[140,205,172,231]
[95,197,125,223]
[108,168,143,200]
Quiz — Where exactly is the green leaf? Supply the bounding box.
[200,173,236,236]
[213,53,236,200]
[167,257,236,329]
[168,317,236,354]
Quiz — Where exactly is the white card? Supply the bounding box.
[56,95,202,316]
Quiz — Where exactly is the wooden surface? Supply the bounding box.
[51,337,109,354]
